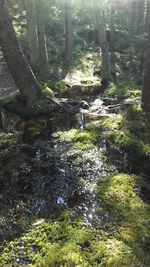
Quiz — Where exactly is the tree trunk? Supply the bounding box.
[137,0,145,33]
[142,1,150,112]
[35,0,50,81]
[130,0,144,35]
[94,0,111,82]
[25,0,38,66]
[145,0,150,32]
[142,45,150,111]
[64,0,73,64]
[110,1,116,81]
[0,0,41,107]
[130,1,137,34]
[142,0,150,112]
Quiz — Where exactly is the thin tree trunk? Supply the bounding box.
[130,0,144,35]
[142,1,150,112]
[94,0,111,82]
[145,0,150,32]
[0,0,41,107]
[64,0,73,64]
[110,2,116,80]
[142,45,150,111]
[25,0,38,66]
[137,0,145,33]
[35,0,50,81]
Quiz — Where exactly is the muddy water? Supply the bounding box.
[21,99,117,224]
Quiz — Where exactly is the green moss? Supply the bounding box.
[114,130,150,155]
[102,115,123,131]
[91,238,140,267]
[58,125,102,151]
[1,173,150,267]
[0,132,19,150]
[97,174,141,220]
[97,174,150,265]
[100,105,150,158]
[42,85,54,97]
[24,119,47,137]
[104,82,141,101]
[104,84,117,98]
[46,80,70,94]
[0,217,103,267]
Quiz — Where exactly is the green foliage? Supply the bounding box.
[104,82,141,101]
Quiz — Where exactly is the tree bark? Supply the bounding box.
[94,0,111,82]
[25,0,38,66]
[64,0,73,64]
[142,0,150,112]
[110,1,116,80]
[130,0,144,35]
[145,0,150,32]
[142,46,150,111]
[137,0,145,33]
[0,0,41,107]
[35,0,50,81]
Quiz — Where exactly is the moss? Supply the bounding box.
[114,130,150,155]
[69,51,100,76]
[102,115,123,131]
[0,132,19,150]
[91,238,140,267]
[46,80,71,94]
[0,217,103,267]
[58,125,102,151]
[24,119,47,137]
[42,85,54,97]
[1,173,150,267]
[104,82,141,101]
[97,174,150,265]
[97,174,141,220]
[100,105,150,158]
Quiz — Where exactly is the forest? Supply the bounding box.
[0,0,150,266]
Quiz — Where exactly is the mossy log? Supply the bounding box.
[63,83,101,98]
[0,92,89,118]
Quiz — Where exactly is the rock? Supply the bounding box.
[32,219,45,226]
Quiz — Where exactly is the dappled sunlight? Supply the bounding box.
[0,0,150,266]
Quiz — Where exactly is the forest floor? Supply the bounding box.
[0,51,150,267]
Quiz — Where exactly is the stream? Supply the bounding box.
[0,96,149,243]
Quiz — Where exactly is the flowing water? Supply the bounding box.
[0,96,149,242]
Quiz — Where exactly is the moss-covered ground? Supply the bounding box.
[0,45,150,267]
[1,80,150,266]
[1,173,150,267]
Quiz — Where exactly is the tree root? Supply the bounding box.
[0,92,89,118]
